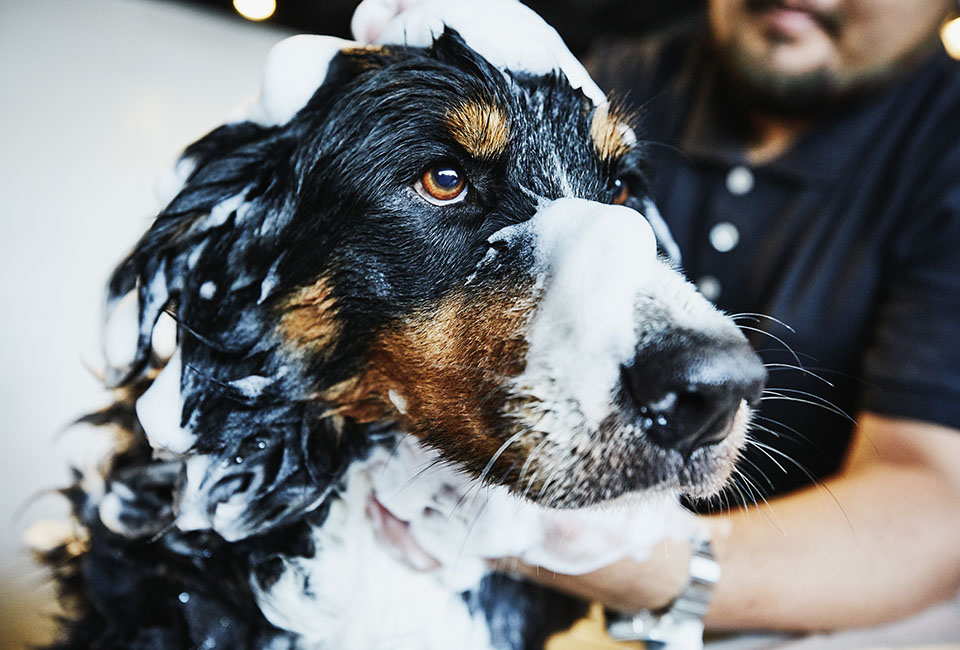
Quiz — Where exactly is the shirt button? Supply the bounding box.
[709,221,740,253]
[696,275,721,301]
[726,165,754,195]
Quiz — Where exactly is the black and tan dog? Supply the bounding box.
[40,5,765,649]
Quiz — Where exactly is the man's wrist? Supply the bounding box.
[606,528,721,646]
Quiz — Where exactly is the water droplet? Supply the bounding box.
[639,405,649,414]
[256,440,267,449]
[656,415,668,426]
[219,617,230,628]
[642,417,654,429]
[178,592,190,604]
[234,456,244,464]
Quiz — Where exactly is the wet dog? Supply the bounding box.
[39,6,765,649]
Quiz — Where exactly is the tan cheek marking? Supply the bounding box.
[445,100,510,160]
[590,102,636,162]
[277,276,341,356]
[320,288,537,467]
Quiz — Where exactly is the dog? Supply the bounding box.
[37,2,765,648]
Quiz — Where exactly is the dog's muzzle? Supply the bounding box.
[475,197,767,502]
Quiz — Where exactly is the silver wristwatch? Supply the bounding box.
[606,534,720,649]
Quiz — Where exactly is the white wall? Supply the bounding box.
[0,1,291,646]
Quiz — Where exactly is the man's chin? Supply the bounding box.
[716,37,860,117]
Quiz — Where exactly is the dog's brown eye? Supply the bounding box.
[416,164,468,205]
[612,178,630,205]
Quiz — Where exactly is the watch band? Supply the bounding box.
[606,533,720,649]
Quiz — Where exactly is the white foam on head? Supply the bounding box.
[515,198,658,432]
[352,0,606,105]
[229,34,364,126]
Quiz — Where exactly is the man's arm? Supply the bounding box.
[705,412,960,630]
[507,413,960,631]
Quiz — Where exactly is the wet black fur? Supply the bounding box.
[46,30,651,649]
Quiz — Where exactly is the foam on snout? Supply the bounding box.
[517,198,659,431]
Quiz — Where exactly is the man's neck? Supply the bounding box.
[745,113,811,165]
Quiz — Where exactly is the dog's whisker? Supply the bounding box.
[743,432,790,476]
[746,439,855,534]
[762,362,835,387]
[760,390,854,423]
[518,437,552,486]
[736,324,803,367]
[751,415,839,466]
[735,447,778,493]
[728,312,796,333]
[477,431,529,487]
[764,387,849,414]
[730,467,786,534]
[390,457,449,500]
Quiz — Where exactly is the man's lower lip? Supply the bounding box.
[760,7,822,37]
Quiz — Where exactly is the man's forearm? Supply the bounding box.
[705,420,960,631]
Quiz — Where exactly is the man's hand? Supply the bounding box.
[496,413,960,632]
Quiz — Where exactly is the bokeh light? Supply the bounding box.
[233,0,276,22]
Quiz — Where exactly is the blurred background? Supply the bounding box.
[0,1,702,647]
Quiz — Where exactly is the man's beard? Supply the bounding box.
[712,2,944,118]
[713,37,849,117]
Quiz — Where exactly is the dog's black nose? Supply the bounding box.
[621,335,766,456]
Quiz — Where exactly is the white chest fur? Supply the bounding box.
[251,447,497,650]
[250,435,693,649]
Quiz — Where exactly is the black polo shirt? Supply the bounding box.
[589,26,960,498]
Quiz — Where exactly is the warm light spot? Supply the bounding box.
[233,0,276,22]
[943,16,960,60]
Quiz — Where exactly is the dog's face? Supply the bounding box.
[109,31,764,520]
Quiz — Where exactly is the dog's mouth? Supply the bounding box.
[367,494,441,572]
[361,435,701,579]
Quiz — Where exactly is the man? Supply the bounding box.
[516,0,960,634]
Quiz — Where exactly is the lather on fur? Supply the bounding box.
[38,3,766,649]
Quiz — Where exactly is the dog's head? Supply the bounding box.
[103,26,764,538]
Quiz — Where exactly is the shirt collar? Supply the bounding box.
[678,51,943,184]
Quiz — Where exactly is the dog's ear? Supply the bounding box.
[102,119,294,387]
[102,37,388,388]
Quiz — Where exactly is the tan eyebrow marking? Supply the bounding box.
[445,99,511,160]
[590,102,637,162]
